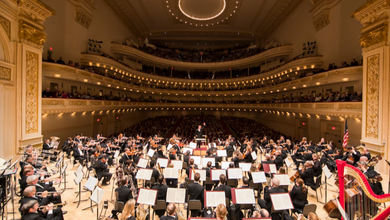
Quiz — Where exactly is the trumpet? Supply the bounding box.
[38,177,60,184]
[36,191,62,196]
[38,201,68,211]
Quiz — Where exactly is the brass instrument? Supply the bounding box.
[157,163,162,173]
[38,201,68,211]
[38,177,60,184]
[36,191,62,196]
[177,207,186,220]
[136,204,149,220]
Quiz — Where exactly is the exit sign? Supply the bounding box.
[332,127,336,130]
[302,122,305,125]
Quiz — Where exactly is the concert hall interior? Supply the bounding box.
[2,0,390,219]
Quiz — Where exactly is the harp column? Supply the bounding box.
[353,0,390,173]
[0,0,54,158]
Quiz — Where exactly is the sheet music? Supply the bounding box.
[74,174,83,185]
[147,149,155,158]
[136,169,153,180]
[170,160,183,169]
[85,176,98,191]
[190,156,201,165]
[157,158,169,168]
[190,169,206,181]
[211,169,226,181]
[269,164,277,173]
[202,157,215,167]
[221,161,232,170]
[239,163,252,172]
[137,188,157,206]
[90,186,105,204]
[137,158,149,168]
[284,158,291,167]
[205,191,226,207]
[235,189,256,204]
[251,151,257,160]
[227,168,243,179]
[217,150,227,157]
[166,188,186,203]
[323,165,332,179]
[189,142,197,149]
[114,150,120,159]
[76,165,83,176]
[270,193,294,210]
[167,144,173,151]
[182,147,193,155]
[274,174,291,186]
[164,168,179,179]
[251,172,267,183]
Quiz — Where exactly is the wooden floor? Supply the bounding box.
[4,147,390,220]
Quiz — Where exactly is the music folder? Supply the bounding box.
[284,158,291,167]
[322,165,332,179]
[270,193,294,210]
[114,150,120,159]
[217,150,227,157]
[221,161,232,170]
[164,168,179,179]
[202,157,215,167]
[204,191,226,207]
[135,168,153,180]
[189,169,206,181]
[262,163,277,174]
[170,160,183,169]
[189,142,197,149]
[157,158,169,168]
[85,176,98,191]
[166,188,186,204]
[182,147,193,155]
[239,163,252,172]
[251,151,257,160]
[210,169,226,181]
[251,171,267,183]
[147,149,155,158]
[90,186,105,204]
[137,188,158,206]
[227,168,243,179]
[189,156,202,165]
[137,158,149,168]
[273,174,291,186]
[231,188,256,204]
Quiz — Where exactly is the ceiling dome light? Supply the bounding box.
[178,0,226,21]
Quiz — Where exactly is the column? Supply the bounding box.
[353,0,390,173]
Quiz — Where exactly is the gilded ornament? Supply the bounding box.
[42,100,64,105]
[25,51,39,134]
[338,103,362,109]
[18,20,46,46]
[0,15,11,40]
[0,66,11,81]
[90,101,102,105]
[70,101,87,105]
[316,104,333,109]
[365,54,379,139]
[360,25,388,48]
[312,11,330,31]
[104,101,112,105]
[300,104,313,108]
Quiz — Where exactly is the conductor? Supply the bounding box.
[194,122,206,149]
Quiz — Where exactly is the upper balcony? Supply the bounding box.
[110,43,294,70]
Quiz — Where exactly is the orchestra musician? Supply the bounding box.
[185,158,198,177]
[187,173,204,217]
[149,160,160,182]
[289,178,308,210]
[120,148,132,165]
[342,145,361,166]
[242,145,253,163]
[73,144,85,165]
[160,203,177,220]
[95,155,112,185]
[194,122,206,149]
[214,174,232,200]
[115,177,133,203]
[183,150,190,164]
[21,200,61,220]
[232,150,242,168]
[203,161,214,190]
[357,161,384,195]
[299,161,316,190]
[152,175,168,218]
[259,178,285,215]
[215,203,228,220]
[120,199,136,220]
[272,150,284,170]
[361,147,371,161]
[312,154,322,177]
[61,137,73,158]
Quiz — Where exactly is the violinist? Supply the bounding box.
[225,136,235,157]
[312,154,321,177]
[168,148,177,160]
[232,150,242,168]
[361,147,371,161]
[250,138,259,154]
[185,158,198,177]
[61,137,73,158]
[285,139,293,153]
[272,150,284,170]
[317,138,327,150]
[73,143,85,165]
[260,136,268,148]
[242,146,253,163]
[120,148,133,165]
[342,145,361,166]
[298,161,316,190]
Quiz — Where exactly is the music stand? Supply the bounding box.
[82,176,99,212]
[270,193,294,220]
[89,186,105,219]
[322,165,332,204]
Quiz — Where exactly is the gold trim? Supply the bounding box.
[25,51,39,134]
[0,66,11,81]
[366,54,380,139]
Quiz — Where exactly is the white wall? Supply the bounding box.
[41,0,136,63]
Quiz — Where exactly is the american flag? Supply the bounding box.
[343,119,349,148]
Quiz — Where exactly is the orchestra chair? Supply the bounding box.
[227,179,238,188]
[249,181,262,199]
[227,151,233,158]
[240,204,253,218]
[185,178,194,185]
[92,168,103,186]
[291,204,317,218]
[114,201,125,213]
[313,175,323,203]
[270,207,284,220]
[152,200,166,220]
[188,200,202,217]
[204,177,215,190]
[145,177,155,188]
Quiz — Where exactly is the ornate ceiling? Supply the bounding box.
[103,0,304,48]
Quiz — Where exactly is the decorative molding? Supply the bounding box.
[43,63,77,73]
[365,54,380,139]
[360,24,388,48]
[42,100,64,105]
[0,66,11,81]
[18,20,46,48]
[352,0,390,24]
[312,10,330,31]
[90,101,102,105]
[25,51,39,134]
[75,9,92,29]
[338,103,362,109]
[70,100,87,105]
[12,0,56,20]
[316,103,333,109]
[0,15,10,40]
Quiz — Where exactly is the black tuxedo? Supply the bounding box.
[151,168,160,182]
[289,185,308,209]
[120,154,131,165]
[262,186,285,212]
[341,151,361,166]
[186,165,198,177]
[73,148,85,164]
[183,155,190,164]
[299,167,315,190]
[95,160,112,183]
[152,183,168,200]
[274,155,284,170]
[160,215,177,220]
[115,186,133,203]
[313,160,321,177]
[187,182,204,217]
[214,184,232,200]
[195,126,205,148]
[22,212,53,220]
[20,196,49,213]
[42,143,52,150]
[232,157,240,168]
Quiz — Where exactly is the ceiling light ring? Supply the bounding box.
[178,0,227,21]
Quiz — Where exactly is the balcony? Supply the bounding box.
[42,98,362,118]
[110,43,294,70]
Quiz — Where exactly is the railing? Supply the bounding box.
[110,43,295,70]
[42,98,362,118]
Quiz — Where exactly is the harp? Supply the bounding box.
[337,160,390,220]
